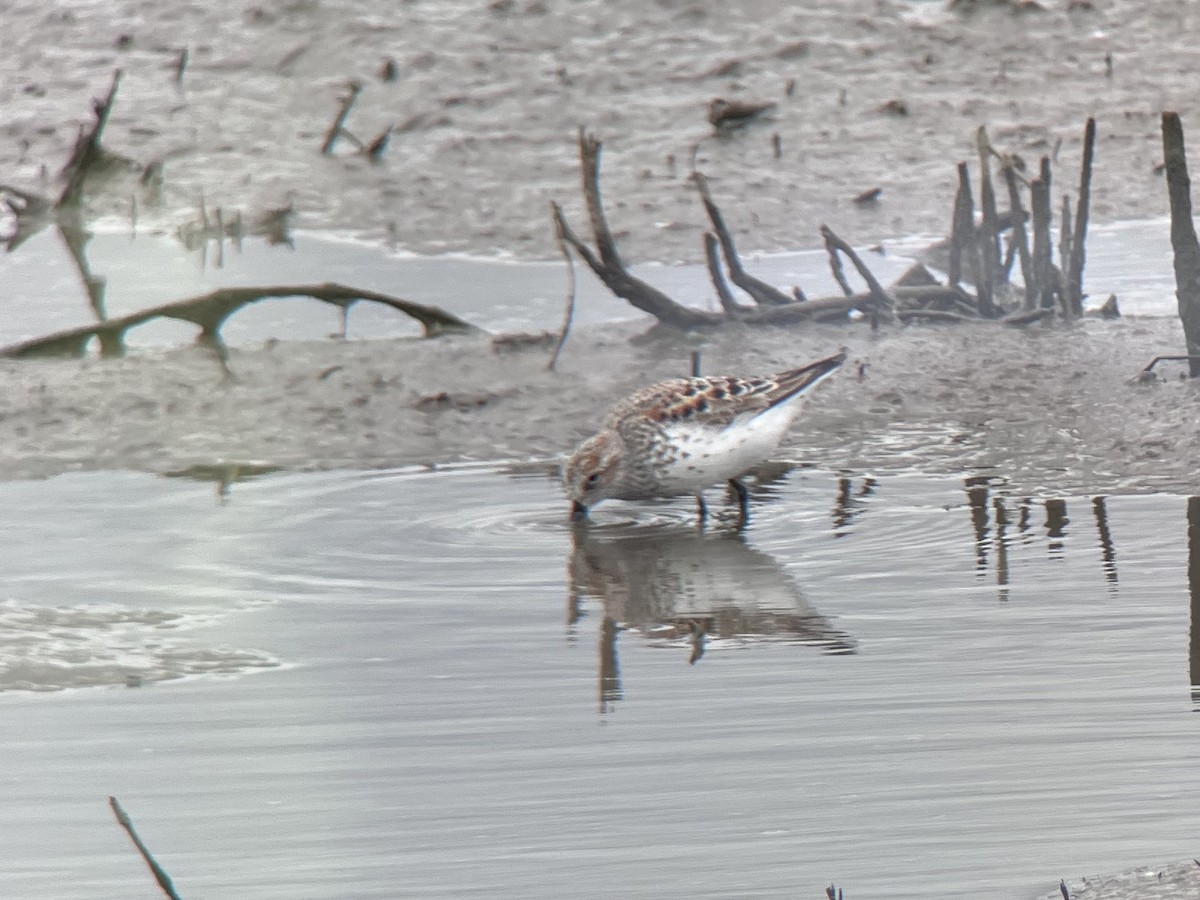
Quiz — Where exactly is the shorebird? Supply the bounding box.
[564,351,846,524]
[707,97,777,130]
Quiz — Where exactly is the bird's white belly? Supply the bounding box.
[656,404,798,494]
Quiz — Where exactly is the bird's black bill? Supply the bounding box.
[771,351,847,406]
[570,501,589,522]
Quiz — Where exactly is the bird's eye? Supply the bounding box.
[584,472,602,490]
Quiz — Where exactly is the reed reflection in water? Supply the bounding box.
[962,477,1200,709]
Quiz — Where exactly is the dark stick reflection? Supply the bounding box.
[832,475,877,537]
[1188,497,1200,709]
[963,480,1120,601]
[1092,496,1119,586]
[1045,498,1069,556]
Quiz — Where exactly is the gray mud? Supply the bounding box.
[2,1,1198,260]
[3,315,1194,499]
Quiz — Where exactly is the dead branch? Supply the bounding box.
[551,131,720,329]
[321,81,362,155]
[548,202,577,371]
[57,69,122,208]
[703,232,742,313]
[0,282,480,360]
[109,797,183,900]
[692,171,794,306]
[1162,111,1200,376]
[1066,117,1096,317]
[819,225,895,317]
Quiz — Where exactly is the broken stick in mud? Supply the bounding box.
[1161,111,1200,377]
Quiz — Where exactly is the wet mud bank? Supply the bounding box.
[0,314,1193,498]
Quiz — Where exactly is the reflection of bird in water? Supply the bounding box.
[569,523,855,690]
[563,352,845,525]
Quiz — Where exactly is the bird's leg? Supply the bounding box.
[728,477,750,527]
[695,492,708,525]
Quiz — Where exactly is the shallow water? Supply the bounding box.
[2,465,1199,899]
[0,217,1180,352]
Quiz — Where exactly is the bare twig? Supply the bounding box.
[548,202,577,371]
[108,796,183,900]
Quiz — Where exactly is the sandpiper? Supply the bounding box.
[564,351,846,524]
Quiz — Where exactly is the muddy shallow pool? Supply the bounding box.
[2,464,1198,899]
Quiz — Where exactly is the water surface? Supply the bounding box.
[1,465,1198,898]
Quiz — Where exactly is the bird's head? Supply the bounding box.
[562,431,624,521]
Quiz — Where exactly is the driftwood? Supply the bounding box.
[1161,112,1200,376]
[0,283,479,360]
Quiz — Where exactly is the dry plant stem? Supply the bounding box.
[0,283,480,360]
[321,81,362,155]
[548,203,577,371]
[108,796,183,900]
[818,225,894,317]
[57,69,122,208]
[692,171,793,306]
[1067,117,1096,317]
[703,232,742,313]
[1001,162,1034,303]
[1161,111,1200,376]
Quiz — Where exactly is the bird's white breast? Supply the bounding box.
[655,399,803,494]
